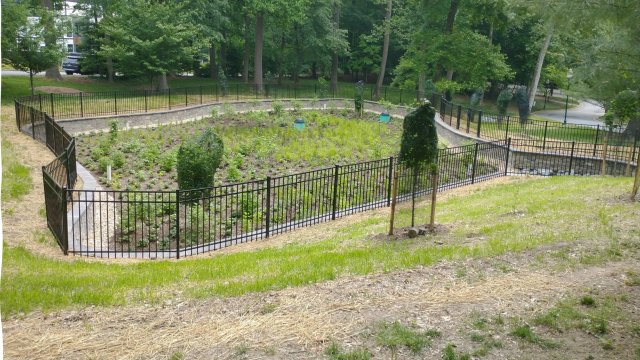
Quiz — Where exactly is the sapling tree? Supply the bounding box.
[177,128,224,201]
[397,100,439,231]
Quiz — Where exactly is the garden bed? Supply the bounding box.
[76,108,410,191]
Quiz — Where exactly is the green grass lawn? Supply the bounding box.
[1,176,635,318]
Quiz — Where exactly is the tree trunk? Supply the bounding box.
[254,12,264,93]
[330,2,341,94]
[429,169,438,232]
[278,33,285,85]
[29,68,35,95]
[242,15,250,84]
[220,41,226,73]
[488,23,494,44]
[632,150,640,199]
[444,0,459,34]
[106,57,114,82]
[528,27,553,112]
[155,73,169,90]
[373,0,392,99]
[418,72,425,100]
[601,129,610,176]
[209,46,217,80]
[42,0,62,80]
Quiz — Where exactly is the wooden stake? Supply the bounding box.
[388,171,399,235]
[429,169,438,232]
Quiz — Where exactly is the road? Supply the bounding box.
[534,100,605,126]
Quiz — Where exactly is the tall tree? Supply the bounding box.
[373,0,393,98]
[2,1,64,94]
[41,0,63,80]
[99,0,200,89]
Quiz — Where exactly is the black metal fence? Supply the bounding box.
[66,141,508,258]
[14,83,638,258]
[440,98,639,146]
[14,83,427,121]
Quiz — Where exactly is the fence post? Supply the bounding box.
[386,157,394,206]
[144,90,148,112]
[504,138,512,176]
[593,124,600,157]
[50,93,55,118]
[477,111,483,138]
[456,105,462,129]
[175,190,180,259]
[65,146,73,189]
[449,102,454,125]
[200,85,203,104]
[505,116,510,140]
[185,88,188,107]
[62,186,69,255]
[331,165,340,220]
[471,143,479,184]
[265,177,271,238]
[15,101,20,131]
[114,92,118,115]
[466,110,472,134]
[30,108,36,139]
[80,93,84,117]
[39,94,43,112]
[542,121,548,151]
[569,141,575,174]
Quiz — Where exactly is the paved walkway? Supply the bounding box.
[534,100,605,126]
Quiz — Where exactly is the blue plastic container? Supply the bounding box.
[294,118,305,130]
[379,112,391,123]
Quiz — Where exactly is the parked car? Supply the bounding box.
[62,53,83,75]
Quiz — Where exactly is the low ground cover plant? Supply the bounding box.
[77,109,414,191]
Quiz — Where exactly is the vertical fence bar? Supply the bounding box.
[476,111,483,138]
[50,93,55,118]
[569,141,575,174]
[331,165,340,220]
[265,176,271,238]
[466,110,471,134]
[542,121,548,151]
[471,143,479,184]
[200,86,203,104]
[185,88,188,107]
[62,187,69,255]
[168,88,171,110]
[386,157,394,206]
[144,90,148,112]
[505,116,510,140]
[80,93,84,117]
[39,94,43,112]
[30,108,35,139]
[593,125,600,156]
[175,190,180,259]
[505,138,511,176]
[114,92,118,115]
[456,105,461,129]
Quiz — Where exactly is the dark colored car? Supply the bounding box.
[62,53,83,75]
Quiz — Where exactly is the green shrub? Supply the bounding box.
[108,119,119,143]
[497,89,513,124]
[159,150,177,172]
[176,128,224,194]
[272,101,284,116]
[515,88,529,124]
[111,150,125,169]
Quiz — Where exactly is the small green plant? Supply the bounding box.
[325,342,372,360]
[108,119,119,143]
[291,99,303,114]
[210,107,219,119]
[511,325,559,348]
[272,101,284,116]
[159,150,177,172]
[580,296,596,307]
[442,343,471,360]
[375,321,440,354]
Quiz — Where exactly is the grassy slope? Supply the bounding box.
[1,176,635,318]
